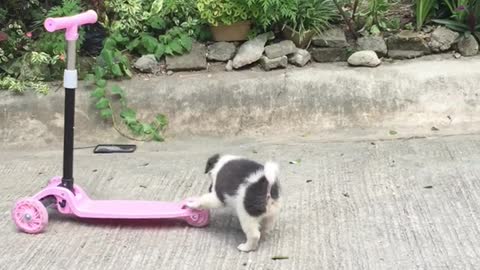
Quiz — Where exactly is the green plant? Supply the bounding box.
[433,0,480,34]
[284,0,337,36]
[127,26,193,59]
[358,0,398,35]
[86,40,168,141]
[104,0,164,34]
[86,74,168,142]
[331,0,358,38]
[196,0,249,26]
[0,75,49,94]
[246,0,297,30]
[443,0,471,22]
[416,0,437,30]
[96,32,132,78]
[35,0,85,56]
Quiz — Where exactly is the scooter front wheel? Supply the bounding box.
[12,198,49,234]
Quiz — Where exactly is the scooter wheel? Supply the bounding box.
[186,210,209,227]
[12,198,48,234]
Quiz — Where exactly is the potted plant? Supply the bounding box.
[197,0,251,41]
[282,0,337,48]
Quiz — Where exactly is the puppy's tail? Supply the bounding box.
[264,161,279,186]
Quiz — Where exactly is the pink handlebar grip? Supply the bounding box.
[44,10,97,41]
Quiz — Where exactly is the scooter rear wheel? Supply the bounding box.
[185,210,210,227]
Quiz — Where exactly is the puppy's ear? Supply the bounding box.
[205,154,220,174]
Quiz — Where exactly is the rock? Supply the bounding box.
[386,30,430,59]
[166,43,207,71]
[422,25,435,33]
[288,49,311,67]
[264,40,297,59]
[232,33,272,69]
[347,50,381,67]
[134,54,157,73]
[428,27,459,52]
[311,47,348,62]
[356,36,388,57]
[225,60,233,71]
[259,56,288,71]
[207,42,236,62]
[457,35,479,56]
[312,27,348,48]
[166,70,173,76]
[387,50,425,59]
[453,52,461,59]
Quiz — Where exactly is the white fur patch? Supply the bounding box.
[264,161,279,186]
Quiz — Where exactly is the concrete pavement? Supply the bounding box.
[1,134,480,269]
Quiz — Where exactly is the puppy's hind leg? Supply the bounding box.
[186,193,222,210]
[237,211,262,252]
[263,200,281,233]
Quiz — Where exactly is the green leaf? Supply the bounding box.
[129,122,143,135]
[100,108,113,119]
[94,66,106,80]
[149,17,166,30]
[155,44,166,58]
[121,64,133,78]
[111,64,123,77]
[113,33,128,44]
[127,38,140,51]
[95,97,110,110]
[84,74,95,82]
[101,49,114,66]
[141,123,154,134]
[169,39,184,54]
[152,131,164,142]
[111,85,125,98]
[96,79,107,88]
[141,35,159,53]
[120,108,137,124]
[165,45,173,55]
[104,38,116,49]
[179,35,193,51]
[90,87,105,98]
[370,25,381,35]
[432,19,469,32]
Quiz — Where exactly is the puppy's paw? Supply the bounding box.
[185,199,201,210]
[237,243,256,252]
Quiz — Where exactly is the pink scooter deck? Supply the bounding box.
[74,199,189,219]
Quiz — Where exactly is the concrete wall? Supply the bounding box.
[1,55,480,145]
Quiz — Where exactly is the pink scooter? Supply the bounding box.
[11,10,209,234]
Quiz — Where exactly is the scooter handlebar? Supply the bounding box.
[44,10,97,41]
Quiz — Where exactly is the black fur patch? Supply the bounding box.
[271,181,280,200]
[244,179,280,216]
[215,159,263,202]
[205,154,220,173]
[244,177,268,216]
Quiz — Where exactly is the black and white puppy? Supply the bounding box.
[186,154,281,252]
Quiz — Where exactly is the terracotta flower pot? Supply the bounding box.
[210,21,251,42]
[282,25,315,49]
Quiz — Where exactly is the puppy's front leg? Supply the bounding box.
[186,193,222,210]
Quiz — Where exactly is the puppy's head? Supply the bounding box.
[205,154,220,174]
